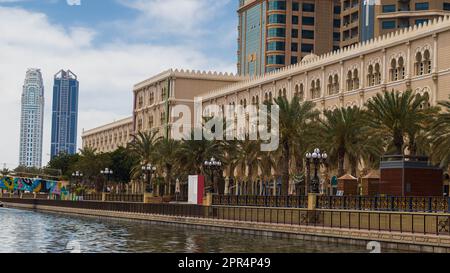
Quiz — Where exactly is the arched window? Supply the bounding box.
[367,65,374,87]
[415,52,423,75]
[299,84,304,101]
[327,75,333,95]
[278,89,282,98]
[424,50,431,74]
[283,88,287,98]
[398,57,405,80]
[390,59,397,81]
[333,75,339,93]
[294,84,299,97]
[353,69,359,89]
[311,79,321,99]
[375,63,381,84]
[346,71,353,91]
[310,80,316,98]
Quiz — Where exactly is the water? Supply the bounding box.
[0,207,386,253]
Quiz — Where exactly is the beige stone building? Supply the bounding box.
[133,69,244,138]
[81,117,133,153]
[203,15,450,112]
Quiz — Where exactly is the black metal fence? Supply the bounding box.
[211,206,450,236]
[0,198,206,218]
[213,195,308,208]
[316,196,449,212]
[212,195,450,213]
[1,198,449,236]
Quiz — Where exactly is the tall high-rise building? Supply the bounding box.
[238,0,450,76]
[237,0,342,76]
[341,0,450,47]
[19,69,45,168]
[50,70,79,159]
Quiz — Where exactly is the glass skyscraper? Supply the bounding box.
[50,70,79,159]
[19,68,45,168]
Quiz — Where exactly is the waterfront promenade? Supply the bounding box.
[1,195,449,253]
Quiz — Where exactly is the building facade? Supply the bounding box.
[81,117,133,153]
[341,0,450,47]
[204,15,450,116]
[133,69,244,138]
[50,70,79,159]
[238,0,341,76]
[19,69,45,168]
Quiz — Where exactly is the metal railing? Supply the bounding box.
[212,195,450,213]
[316,196,449,213]
[211,206,450,236]
[0,198,206,218]
[213,195,308,208]
[1,198,449,237]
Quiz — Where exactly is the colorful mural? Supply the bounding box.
[0,176,69,196]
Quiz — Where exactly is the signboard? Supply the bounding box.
[188,175,204,205]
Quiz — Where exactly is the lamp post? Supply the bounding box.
[305,148,328,194]
[142,163,156,194]
[203,157,222,194]
[100,168,113,193]
[71,171,83,193]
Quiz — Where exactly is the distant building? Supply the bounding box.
[341,0,450,47]
[50,70,79,159]
[81,117,134,154]
[19,68,45,168]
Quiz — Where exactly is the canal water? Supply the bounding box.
[0,207,389,253]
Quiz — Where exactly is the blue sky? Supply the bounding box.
[0,0,238,167]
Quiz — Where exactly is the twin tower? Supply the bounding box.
[19,69,79,168]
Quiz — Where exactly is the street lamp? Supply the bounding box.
[142,163,157,194]
[100,168,113,193]
[203,157,222,194]
[305,148,328,194]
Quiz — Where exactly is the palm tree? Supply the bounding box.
[321,107,382,177]
[365,89,430,155]
[319,107,382,177]
[179,128,222,175]
[234,139,260,195]
[430,96,450,168]
[274,96,318,195]
[127,130,159,180]
[154,138,182,196]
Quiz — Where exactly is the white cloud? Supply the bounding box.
[0,6,235,167]
[116,0,232,38]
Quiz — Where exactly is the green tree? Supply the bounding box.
[109,147,139,192]
[127,130,159,180]
[154,138,182,196]
[430,96,450,168]
[365,89,431,155]
[47,152,79,178]
[274,96,318,195]
[319,107,382,177]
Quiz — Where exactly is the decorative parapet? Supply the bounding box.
[201,15,450,100]
[133,69,246,90]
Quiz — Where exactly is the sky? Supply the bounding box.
[0,0,238,168]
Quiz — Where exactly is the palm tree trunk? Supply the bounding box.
[281,141,290,195]
[394,131,404,155]
[338,148,346,177]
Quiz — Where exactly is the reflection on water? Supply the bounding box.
[0,207,383,253]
